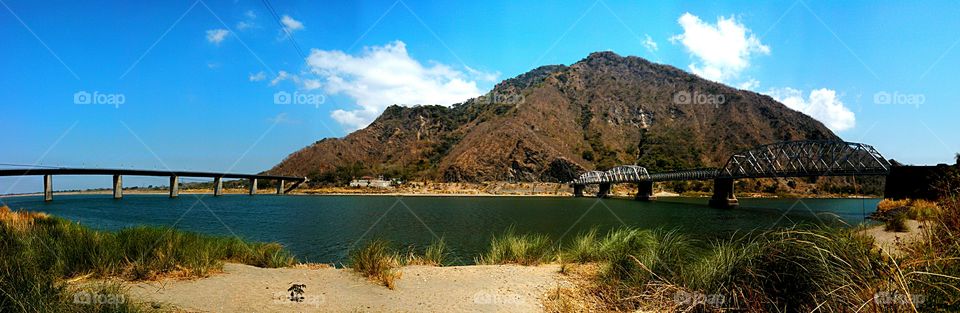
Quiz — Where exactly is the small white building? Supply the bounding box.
[349,176,394,188]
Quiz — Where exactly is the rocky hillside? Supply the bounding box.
[267,51,838,184]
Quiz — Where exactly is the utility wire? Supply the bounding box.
[0,163,65,169]
[260,0,307,60]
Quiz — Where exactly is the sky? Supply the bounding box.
[2,0,959,194]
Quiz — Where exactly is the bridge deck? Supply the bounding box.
[0,168,304,182]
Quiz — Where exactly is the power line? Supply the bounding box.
[260,0,307,60]
[0,163,64,169]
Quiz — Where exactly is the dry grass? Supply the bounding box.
[542,263,606,313]
[877,199,911,212]
[877,198,941,221]
[0,205,49,231]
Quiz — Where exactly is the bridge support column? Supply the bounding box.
[249,178,257,195]
[112,175,123,199]
[214,177,223,196]
[635,181,656,201]
[276,179,285,194]
[43,175,53,202]
[708,178,739,209]
[169,176,179,198]
[597,183,612,198]
[573,184,584,197]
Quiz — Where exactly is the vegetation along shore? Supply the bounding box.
[3,186,959,312]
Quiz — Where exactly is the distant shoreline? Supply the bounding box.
[0,188,879,200]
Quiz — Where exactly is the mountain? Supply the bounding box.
[266,51,838,184]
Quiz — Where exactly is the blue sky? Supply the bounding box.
[2,0,959,194]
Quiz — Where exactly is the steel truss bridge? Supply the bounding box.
[569,140,891,208]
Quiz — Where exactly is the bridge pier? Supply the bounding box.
[43,174,53,202]
[635,181,656,201]
[169,176,179,198]
[708,178,739,209]
[597,183,611,198]
[249,178,257,195]
[573,184,584,197]
[214,177,223,196]
[112,175,123,199]
[276,179,285,194]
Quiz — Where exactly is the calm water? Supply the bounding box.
[1,195,879,265]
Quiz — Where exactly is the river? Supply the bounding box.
[2,194,879,265]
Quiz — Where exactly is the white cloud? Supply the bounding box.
[280,15,304,37]
[237,10,257,30]
[206,29,229,45]
[302,79,321,90]
[270,70,295,86]
[642,34,658,52]
[305,40,491,130]
[766,87,856,132]
[671,13,769,84]
[738,78,760,91]
[249,71,266,82]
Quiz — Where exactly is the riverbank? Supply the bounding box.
[109,263,564,312]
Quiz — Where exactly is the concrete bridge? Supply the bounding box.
[569,140,891,208]
[0,168,307,201]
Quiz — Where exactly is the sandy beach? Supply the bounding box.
[116,263,566,313]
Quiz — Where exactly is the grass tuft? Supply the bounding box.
[404,237,448,266]
[349,239,402,289]
[477,227,554,265]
